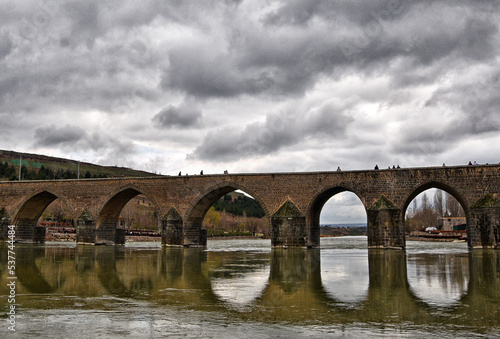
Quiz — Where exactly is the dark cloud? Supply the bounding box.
[153,103,203,129]
[189,103,354,161]
[34,125,87,147]
[159,0,500,103]
[33,124,135,155]
[0,33,12,60]
[0,0,499,174]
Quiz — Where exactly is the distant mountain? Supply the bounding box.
[0,149,158,181]
[321,223,367,228]
[320,225,367,237]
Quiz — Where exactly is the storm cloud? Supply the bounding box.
[0,0,498,180]
[153,103,203,129]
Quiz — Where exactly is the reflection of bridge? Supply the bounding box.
[1,245,498,327]
[0,165,499,248]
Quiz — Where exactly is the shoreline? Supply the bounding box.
[43,232,466,243]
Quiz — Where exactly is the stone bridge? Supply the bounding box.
[0,165,499,249]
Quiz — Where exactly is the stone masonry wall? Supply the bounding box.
[0,164,498,248]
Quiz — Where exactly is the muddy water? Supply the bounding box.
[1,237,498,338]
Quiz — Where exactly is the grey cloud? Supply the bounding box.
[33,124,133,152]
[160,0,500,102]
[153,104,203,129]
[34,124,87,147]
[63,2,102,47]
[2,0,500,172]
[425,70,500,136]
[189,104,354,161]
[0,33,13,60]
[263,0,409,27]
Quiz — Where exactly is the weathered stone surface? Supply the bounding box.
[469,195,500,248]
[76,209,96,244]
[272,200,307,247]
[0,164,498,248]
[0,207,10,241]
[162,208,183,246]
[367,196,405,249]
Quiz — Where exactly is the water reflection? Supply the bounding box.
[0,242,498,335]
[407,252,469,307]
[210,252,269,308]
[321,249,369,305]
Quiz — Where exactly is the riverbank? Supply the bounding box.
[407,230,467,242]
[45,231,266,242]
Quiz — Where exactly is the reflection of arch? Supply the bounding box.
[95,185,160,244]
[402,181,469,218]
[183,181,270,246]
[16,247,61,293]
[95,247,130,296]
[406,252,470,308]
[306,186,367,247]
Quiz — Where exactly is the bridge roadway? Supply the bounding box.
[0,164,499,249]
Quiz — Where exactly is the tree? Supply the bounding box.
[433,189,444,217]
[445,192,464,217]
[203,206,221,230]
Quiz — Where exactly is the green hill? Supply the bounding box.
[0,149,158,181]
[212,191,266,218]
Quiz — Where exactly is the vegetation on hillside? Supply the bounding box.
[203,192,268,236]
[0,162,108,181]
[212,193,266,218]
[0,149,156,180]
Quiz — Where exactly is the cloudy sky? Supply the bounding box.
[1,0,499,223]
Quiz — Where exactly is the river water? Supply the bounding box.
[1,237,499,338]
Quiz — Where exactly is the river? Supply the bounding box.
[1,237,499,338]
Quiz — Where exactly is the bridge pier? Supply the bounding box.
[76,210,96,244]
[14,218,46,244]
[0,207,10,241]
[367,196,405,249]
[468,195,500,249]
[271,200,307,248]
[95,223,125,245]
[162,208,184,246]
[183,218,207,247]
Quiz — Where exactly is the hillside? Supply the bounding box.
[0,149,157,180]
[212,191,266,218]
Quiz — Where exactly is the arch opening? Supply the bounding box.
[96,188,160,245]
[404,185,467,244]
[186,186,268,247]
[14,191,68,243]
[307,187,367,248]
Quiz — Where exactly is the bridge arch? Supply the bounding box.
[402,181,470,247]
[183,181,271,246]
[402,181,469,219]
[13,189,71,243]
[95,184,161,245]
[306,186,367,248]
